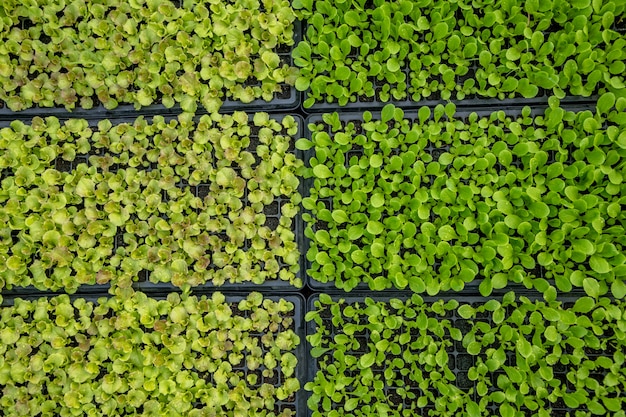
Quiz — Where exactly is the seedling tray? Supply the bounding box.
[0,113,306,294]
[301,104,595,293]
[0,291,307,417]
[305,291,620,417]
[298,13,608,114]
[0,18,301,121]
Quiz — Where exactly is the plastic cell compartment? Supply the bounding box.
[300,105,592,291]
[0,18,302,120]
[302,66,599,114]
[0,293,104,307]
[0,283,113,298]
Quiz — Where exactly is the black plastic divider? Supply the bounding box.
[305,290,595,417]
[305,91,598,115]
[0,112,306,295]
[0,291,307,417]
[0,284,112,298]
[0,292,102,306]
[0,22,302,121]
[300,104,593,292]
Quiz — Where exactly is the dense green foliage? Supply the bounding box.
[0,292,300,417]
[0,112,303,292]
[293,0,626,107]
[300,101,626,297]
[0,0,298,112]
[306,293,626,417]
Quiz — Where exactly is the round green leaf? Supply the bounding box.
[366,221,384,235]
[371,193,385,208]
[295,77,310,91]
[597,92,616,114]
[351,250,367,264]
[583,277,601,298]
[344,398,359,411]
[344,11,361,26]
[313,164,333,179]
[7,256,24,271]
[589,255,610,274]
[331,210,349,224]
[348,226,363,240]
[611,280,626,299]
[371,242,385,258]
[370,154,383,168]
[335,66,351,81]
[572,239,594,255]
[360,352,376,368]
[438,225,456,241]
[458,304,474,319]
[492,273,508,289]
[529,201,550,218]
[295,139,314,150]
[433,22,448,39]
[387,58,401,73]
[467,341,482,355]
[571,0,591,9]
[545,326,559,342]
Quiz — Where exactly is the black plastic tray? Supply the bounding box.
[305,291,604,417]
[0,20,301,121]
[0,113,306,294]
[301,104,593,292]
[0,291,307,417]
[298,20,606,114]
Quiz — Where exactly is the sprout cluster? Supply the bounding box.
[300,99,626,298]
[0,292,300,417]
[0,112,303,292]
[0,0,299,112]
